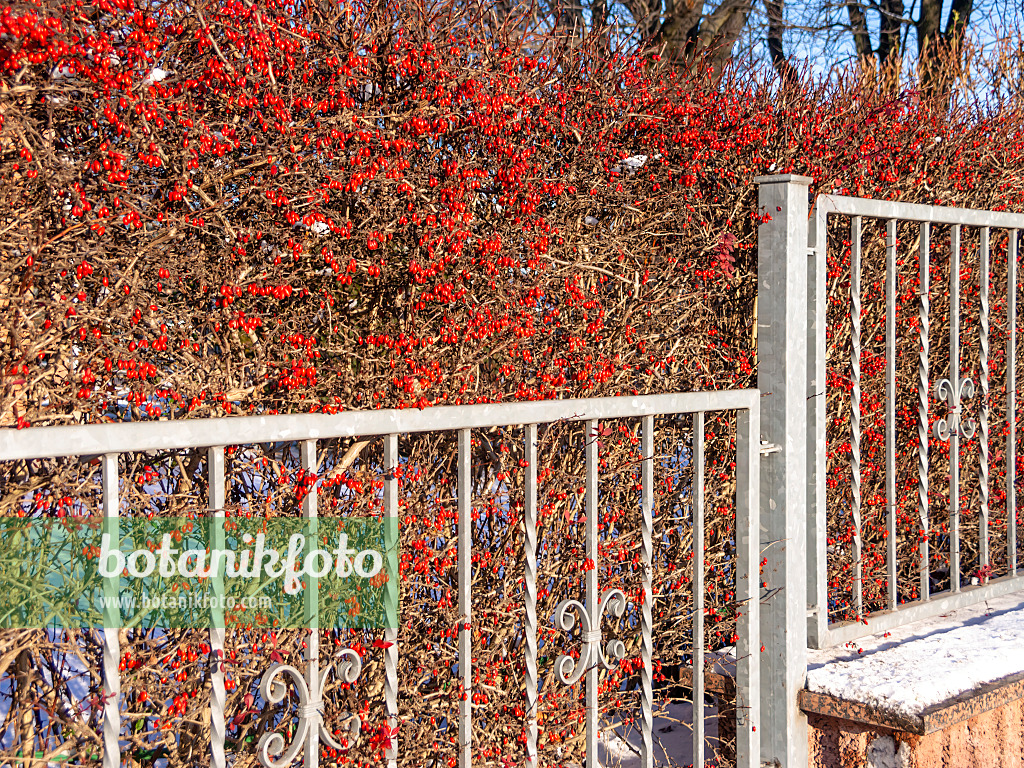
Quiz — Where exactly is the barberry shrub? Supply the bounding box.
[3,0,1024,764]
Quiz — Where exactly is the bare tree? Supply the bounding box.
[489,0,763,76]
[765,0,799,81]
[827,0,969,85]
[775,0,1013,90]
[653,0,757,72]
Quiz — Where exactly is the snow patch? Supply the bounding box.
[611,155,647,176]
[564,701,724,767]
[143,67,169,85]
[867,735,910,768]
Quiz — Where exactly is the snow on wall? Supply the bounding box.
[806,591,1024,718]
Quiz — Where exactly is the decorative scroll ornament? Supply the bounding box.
[257,649,362,768]
[554,589,627,686]
[934,378,976,441]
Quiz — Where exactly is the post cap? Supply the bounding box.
[753,174,814,185]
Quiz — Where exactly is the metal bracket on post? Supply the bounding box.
[755,174,812,768]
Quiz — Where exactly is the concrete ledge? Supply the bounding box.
[801,593,1024,767]
[799,671,1024,735]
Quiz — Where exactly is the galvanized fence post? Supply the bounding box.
[755,174,813,768]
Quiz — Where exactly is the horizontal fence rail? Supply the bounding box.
[0,391,759,461]
[807,194,1024,649]
[0,391,761,768]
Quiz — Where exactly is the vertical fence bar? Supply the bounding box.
[755,174,810,768]
[886,219,898,609]
[980,229,991,572]
[383,434,400,768]
[950,225,962,593]
[851,216,864,617]
[807,198,830,647]
[101,453,121,768]
[918,222,931,601]
[1009,231,1018,576]
[735,405,761,768]
[691,413,705,768]
[523,424,539,768]
[458,429,472,768]
[584,419,600,768]
[640,416,654,768]
[208,447,227,768]
[301,439,319,768]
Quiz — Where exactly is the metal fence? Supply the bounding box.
[755,174,1024,767]
[0,391,761,768]
[807,193,1024,646]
